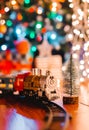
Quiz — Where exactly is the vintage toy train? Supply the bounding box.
[0,68,59,100]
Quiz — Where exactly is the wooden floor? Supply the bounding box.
[0,83,89,130]
[54,82,89,130]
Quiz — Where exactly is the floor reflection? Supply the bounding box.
[0,104,44,130]
[7,110,41,130]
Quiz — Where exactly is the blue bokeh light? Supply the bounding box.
[15,24,26,38]
[0,33,4,38]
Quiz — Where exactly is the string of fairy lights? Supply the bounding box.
[67,0,89,82]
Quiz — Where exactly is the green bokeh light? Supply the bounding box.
[35,22,43,30]
[24,0,31,7]
[6,20,13,27]
[48,11,57,19]
[24,0,30,4]
[29,31,35,39]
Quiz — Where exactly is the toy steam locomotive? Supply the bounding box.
[0,68,59,100]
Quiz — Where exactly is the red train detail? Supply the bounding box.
[14,72,31,92]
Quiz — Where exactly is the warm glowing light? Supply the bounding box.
[52,2,57,7]
[78,15,83,20]
[0,25,7,34]
[85,52,89,57]
[80,65,84,70]
[80,77,84,82]
[80,33,84,38]
[62,66,66,71]
[82,0,86,2]
[52,7,57,12]
[67,33,73,40]
[37,7,43,14]
[88,74,89,78]
[77,9,83,16]
[11,0,17,5]
[76,44,80,50]
[72,20,79,26]
[72,46,76,51]
[17,13,23,21]
[69,3,73,8]
[73,29,80,35]
[86,69,89,73]
[80,60,84,64]
[68,0,73,2]
[87,0,89,3]
[0,19,5,25]
[82,70,87,77]
[0,14,2,18]
[72,53,78,59]
[4,7,10,12]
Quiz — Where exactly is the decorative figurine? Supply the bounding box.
[62,55,80,104]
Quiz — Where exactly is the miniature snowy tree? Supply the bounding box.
[63,55,80,104]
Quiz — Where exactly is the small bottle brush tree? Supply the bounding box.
[63,55,80,104]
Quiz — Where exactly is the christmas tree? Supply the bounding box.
[63,54,80,104]
[0,0,72,53]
